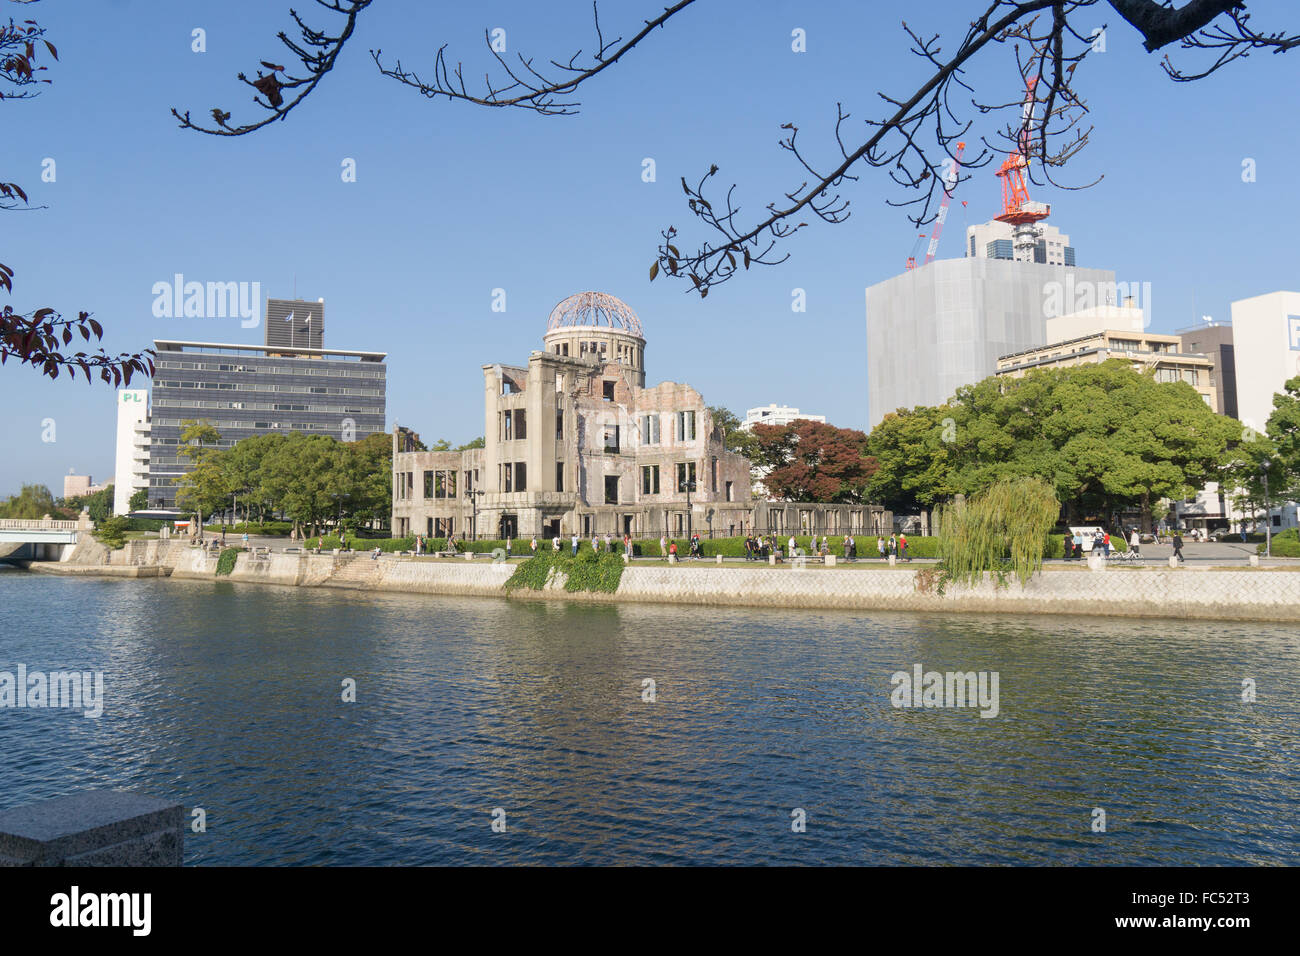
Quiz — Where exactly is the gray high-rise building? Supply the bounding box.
[147,331,386,510]
[264,297,324,351]
[1176,323,1237,419]
[866,257,1116,427]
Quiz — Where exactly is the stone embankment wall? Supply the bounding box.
[161,549,1300,622]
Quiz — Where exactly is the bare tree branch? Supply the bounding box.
[1157,4,1300,81]
[171,0,372,136]
[371,1,699,115]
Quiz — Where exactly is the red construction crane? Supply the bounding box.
[994,74,1049,252]
[906,141,965,271]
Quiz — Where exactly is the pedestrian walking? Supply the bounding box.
[623,533,632,556]
[660,534,668,561]
[669,540,678,561]
[899,533,909,561]
[1172,531,1185,564]
[552,535,561,552]
[1129,528,1141,558]
[788,535,797,560]
[605,532,613,553]
[571,532,580,556]
[530,536,538,553]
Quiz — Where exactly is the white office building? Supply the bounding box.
[1230,290,1300,434]
[965,218,1075,266]
[739,404,827,431]
[113,388,151,515]
[866,256,1116,427]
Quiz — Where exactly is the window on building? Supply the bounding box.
[514,408,527,440]
[515,462,527,492]
[603,380,615,402]
[726,480,734,502]
[605,475,618,504]
[675,410,696,442]
[423,470,435,498]
[435,470,456,499]
[556,462,565,492]
[711,456,718,493]
[502,463,512,492]
[640,414,660,445]
[406,473,414,500]
[556,408,564,439]
[501,377,519,395]
[464,470,474,493]
[604,424,620,454]
[642,464,660,495]
[501,410,512,441]
[676,461,696,492]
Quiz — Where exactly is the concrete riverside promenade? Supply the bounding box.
[0,791,183,866]
[143,545,1300,622]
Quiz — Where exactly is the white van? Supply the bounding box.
[1067,526,1107,553]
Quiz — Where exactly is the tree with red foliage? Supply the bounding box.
[2,4,154,385]
[750,420,878,503]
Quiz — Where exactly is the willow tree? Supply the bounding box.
[936,476,1059,587]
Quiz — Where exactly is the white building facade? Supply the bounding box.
[1230,290,1300,434]
[866,257,1116,427]
[739,404,827,431]
[113,388,151,515]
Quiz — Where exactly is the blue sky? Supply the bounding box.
[3,0,1297,496]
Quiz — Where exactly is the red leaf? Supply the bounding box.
[44,40,57,61]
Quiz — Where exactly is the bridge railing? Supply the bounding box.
[0,518,82,530]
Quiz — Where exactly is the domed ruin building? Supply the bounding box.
[392,292,889,541]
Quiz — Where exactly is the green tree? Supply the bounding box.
[708,406,759,462]
[936,476,1060,587]
[223,433,287,524]
[869,361,1240,529]
[1266,376,1300,493]
[128,487,149,512]
[77,484,114,523]
[455,436,485,451]
[260,433,348,537]
[0,483,57,519]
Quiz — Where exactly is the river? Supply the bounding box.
[1,569,1296,865]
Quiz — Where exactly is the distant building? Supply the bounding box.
[62,472,107,500]
[392,292,889,540]
[147,297,386,510]
[996,328,1218,409]
[1176,323,1237,420]
[1230,291,1300,433]
[739,404,827,431]
[113,388,151,515]
[866,257,1116,427]
[966,218,1075,266]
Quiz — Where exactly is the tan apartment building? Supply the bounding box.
[995,329,1218,409]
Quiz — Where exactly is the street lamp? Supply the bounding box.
[470,489,485,542]
[1261,459,1272,559]
[682,476,697,539]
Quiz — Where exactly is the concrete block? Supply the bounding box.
[0,790,183,867]
[826,554,836,566]
[768,554,776,566]
[1168,556,1178,569]
[1249,554,1260,567]
[669,554,677,564]
[888,555,896,566]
